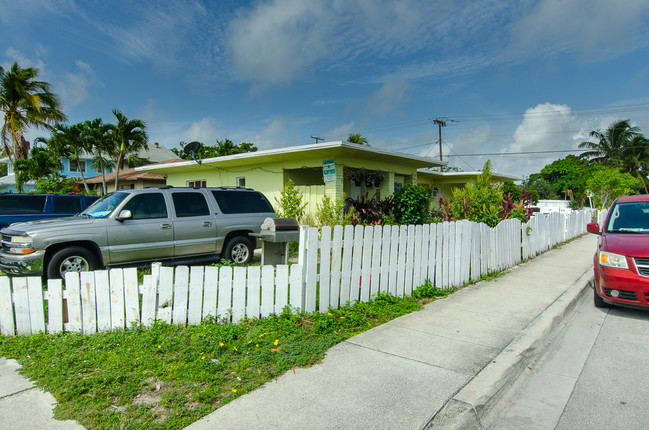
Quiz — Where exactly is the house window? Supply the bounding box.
[236,177,245,187]
[187,180,206,188]
[69,159,86,173]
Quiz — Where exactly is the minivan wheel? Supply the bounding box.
[223,236,254,265]
[594,287,610,308]
[47,247,98,279]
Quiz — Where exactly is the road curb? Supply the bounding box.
[422,268,594,430]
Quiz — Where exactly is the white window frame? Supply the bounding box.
[69,158,86,173]
[187,180,207,188]
[236,177,246,187]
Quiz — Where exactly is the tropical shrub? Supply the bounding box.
[33,176,93,194]
[345,193,394,225]
[392,184,430,225]
[275,179,307,221]
[315,194,351,227]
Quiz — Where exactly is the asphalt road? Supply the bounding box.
[485,288,649,430]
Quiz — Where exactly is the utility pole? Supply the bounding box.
[432,117,458,162]
[310,136,324,144]
[433,119,446,161]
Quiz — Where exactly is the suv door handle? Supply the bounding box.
[202,221,212,227]
[161,223,171,229]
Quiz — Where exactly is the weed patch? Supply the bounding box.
[0,289,433,429]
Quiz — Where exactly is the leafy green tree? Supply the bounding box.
[347,133,369,145]
[0,62,67,162]
[172,139,258,159]
[14,146,61,192]
[586,166,641,209]
[579,119,649,193]
[275,179,307,222]
[108,109,148,190]
[392,184,431,225]
[521,174,553,199]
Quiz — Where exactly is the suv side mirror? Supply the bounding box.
[116,209,133,221]
[587,222,601,234]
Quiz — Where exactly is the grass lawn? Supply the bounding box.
[0,281,454,429]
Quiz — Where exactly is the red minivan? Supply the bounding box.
[587,195,649,309]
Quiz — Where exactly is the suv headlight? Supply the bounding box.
[599,251,629,269]
[6,235,35,254]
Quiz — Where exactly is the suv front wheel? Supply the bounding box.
[47,246,98,279]
[223,236,254,265]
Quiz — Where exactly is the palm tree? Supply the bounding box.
[0,62,67,162]
[579,120,640,164]
[83,118,113,195]
[38,123,93,193]
[347,133,369,145]
[579,119,649,192]
[108,109,148,190]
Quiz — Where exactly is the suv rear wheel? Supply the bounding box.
[223,236,254,265]
[47,246,98,279]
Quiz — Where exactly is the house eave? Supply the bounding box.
[136,141,447,173]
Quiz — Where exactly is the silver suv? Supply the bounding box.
[0,187,275,279]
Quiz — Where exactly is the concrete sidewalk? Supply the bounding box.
[0,235,596,429]
[0,358,84,429]
[186,234,597,430]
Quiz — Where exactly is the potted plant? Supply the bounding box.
[373,172,384,187]
[350,169,365,186]
[365,172,375,187]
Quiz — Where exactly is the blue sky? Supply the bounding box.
[2,0,649,179]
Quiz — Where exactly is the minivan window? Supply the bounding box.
[0,195,46,214]
[172,192,210,217]
[211,190,274,214]
[606,202,649,232]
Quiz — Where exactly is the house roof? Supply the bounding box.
[417,169,520,183]
[85,166,171,184]
[75,143,178,163]
[136,141,447,174]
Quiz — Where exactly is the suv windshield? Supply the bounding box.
[606,201,649,233]
[80,193,129,218]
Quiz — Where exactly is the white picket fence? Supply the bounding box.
[0,210,593,336]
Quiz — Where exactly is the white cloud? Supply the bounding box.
[3,47,45,70]
[451,125,495,154]
[58,60,102,108]
[361,80,413,117]
[328,122,356,141]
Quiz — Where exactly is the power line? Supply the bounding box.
[446,148,589,157]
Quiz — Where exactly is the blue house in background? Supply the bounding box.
[0,143,177,193]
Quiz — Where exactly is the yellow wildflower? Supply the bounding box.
[219,342,224,347]
[274,339,279,346]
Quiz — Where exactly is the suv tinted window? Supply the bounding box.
[172,192,210,217]
[122,193,168,219]
[53,196,82,214]
[0,195,47,214]
[211,190,274,214]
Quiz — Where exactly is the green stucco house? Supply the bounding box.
[137,141,517,216]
